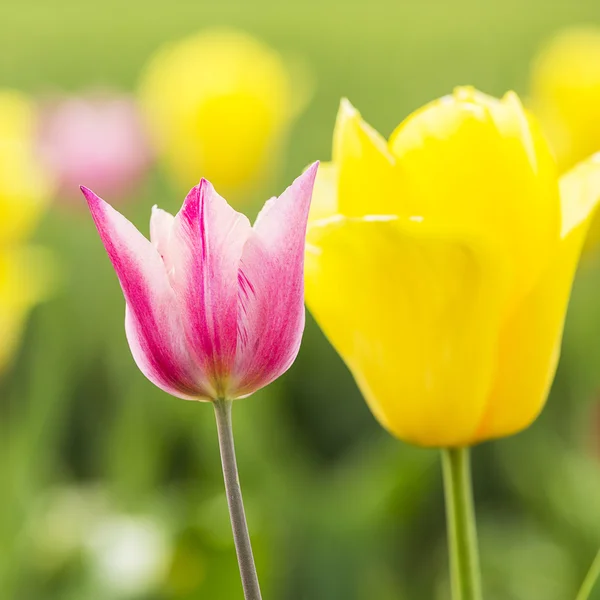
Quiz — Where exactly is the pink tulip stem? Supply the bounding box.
[213,398,262,600]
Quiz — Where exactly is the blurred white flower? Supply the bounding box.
[29,486,107,571]
[87,514,170,597]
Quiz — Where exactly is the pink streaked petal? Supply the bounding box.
[230,162,318,397]
[81,186,214,399]
[168,180,252,394]
[124,306,210,400]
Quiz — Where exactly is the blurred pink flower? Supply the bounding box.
[81,163,318,400]
[38,94,153,202]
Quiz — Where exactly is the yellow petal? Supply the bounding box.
[530,27,600,172]
[475,154,600,440]
[388,87,560,310]
[0,91,52,245]
[570,153,600,255]
[307,162,338,222]
[0,246,56,372]
[333,99,402,217]
[305,216,507,447]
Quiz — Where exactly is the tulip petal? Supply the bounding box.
[81,186,210,400]
[308,161,338,222]
[476,154,600,440]
[0,246,55,372]
[530,28,600,172]
[333,99,402,217]
[0,92,54,245]
[166,181,252,395]
[305,215,506,447]
[149,206,174,254]
[230,162,318,397]
[388,88,560,309]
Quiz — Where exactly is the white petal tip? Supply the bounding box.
[339,97,358,117]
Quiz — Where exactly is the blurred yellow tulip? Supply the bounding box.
[0,91,52,244]
[139,29,311,200]
[0,90,54,373]
[0,247,53,370]
[530,27,600,172]
[305,88,600,447]
[530,27,600,253]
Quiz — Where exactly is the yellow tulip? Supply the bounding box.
[139,28,310,199]
[0,90,54,373]
[530,27,600,253]
[0,246,53,370]
[0,91,51,245]
[305,88,600,447]
[530,27,600,172]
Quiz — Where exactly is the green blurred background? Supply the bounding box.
[2,0,600,598]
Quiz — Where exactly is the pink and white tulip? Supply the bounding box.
[82,163,318,401]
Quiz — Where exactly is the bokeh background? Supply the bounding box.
[2,0,600,599]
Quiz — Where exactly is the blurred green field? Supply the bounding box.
[2,0,600,599]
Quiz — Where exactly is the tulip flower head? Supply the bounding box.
[139,29,311,200]
[38,94,153,203]
[82,163,318,401]
[0,90,54,373]
[530,27,600,254]
[0,91,51,244]
[305,88,600,447]
[530,27,600,172]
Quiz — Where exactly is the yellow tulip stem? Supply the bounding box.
[213,398,262,600]
[441,447,482,600]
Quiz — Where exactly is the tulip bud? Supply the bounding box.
[82,163,318,400]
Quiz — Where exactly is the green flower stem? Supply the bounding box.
[441,447,483,600]
[213,398,262,600]
[575,549,600,600]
